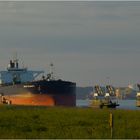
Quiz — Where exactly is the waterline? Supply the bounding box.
[76,99,140,110]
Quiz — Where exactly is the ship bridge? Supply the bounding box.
[0,58,44,84]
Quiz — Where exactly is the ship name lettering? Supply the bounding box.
[23,85,35,88]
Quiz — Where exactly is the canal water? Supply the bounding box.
[76,99,140,110]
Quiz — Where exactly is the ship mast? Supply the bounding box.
[46,62,55,81]
[50,63,54,75]
[13,52,18,68]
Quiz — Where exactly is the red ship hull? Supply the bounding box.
[5,94,76,106]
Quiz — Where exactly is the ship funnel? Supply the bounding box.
[8,52,19,69]
[10,60,15,68]
[13,52,19,68]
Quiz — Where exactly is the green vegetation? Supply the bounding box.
[0,105,139,139]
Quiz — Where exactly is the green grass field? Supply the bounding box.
[0,105,140,139]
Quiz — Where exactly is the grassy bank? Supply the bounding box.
[0,105,139,139]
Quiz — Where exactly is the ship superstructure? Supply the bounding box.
[0,58,43,85]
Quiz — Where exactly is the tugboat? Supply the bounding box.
[0,56,76,106]
[89,85,119,109]
[136,84,140,107]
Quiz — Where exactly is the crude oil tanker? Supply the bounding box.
[0,57,76,106]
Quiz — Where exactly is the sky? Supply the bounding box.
[0,1,140,87]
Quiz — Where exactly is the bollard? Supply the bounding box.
[109,113,113,138]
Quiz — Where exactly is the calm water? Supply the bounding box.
[76,99,140,110]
